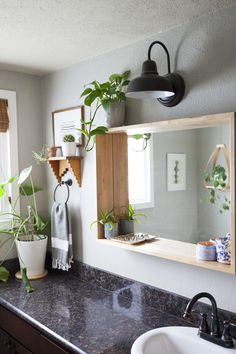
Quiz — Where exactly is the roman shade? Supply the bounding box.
[0,99,9,132]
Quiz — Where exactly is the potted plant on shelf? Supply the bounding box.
[0,166,49,293]
[120,204,146,235]
[91,209,119,239]
[32,144,57,164]
[61,134,76,156]
[78,70,130,151]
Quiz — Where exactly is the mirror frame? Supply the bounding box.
[95,112,235,274]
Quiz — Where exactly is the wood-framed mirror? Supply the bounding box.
[95,112,235,274]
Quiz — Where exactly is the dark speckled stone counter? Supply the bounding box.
[0,271,191,354]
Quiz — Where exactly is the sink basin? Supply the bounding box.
[131,326,236,354]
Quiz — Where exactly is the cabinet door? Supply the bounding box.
[0,327,12,354]
[11,338,32,354]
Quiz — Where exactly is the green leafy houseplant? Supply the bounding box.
[91,209,118,239]
[204,164,230,213]
[121,204,146,223]
[120,204,146,235]
[79,70,130,151]
[0,166,49,292]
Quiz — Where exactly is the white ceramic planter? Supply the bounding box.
[16,235,48,277]
[61,142,76,156]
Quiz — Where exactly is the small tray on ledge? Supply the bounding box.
[112,233,159,245]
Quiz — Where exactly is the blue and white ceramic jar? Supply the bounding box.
[214,233,231,264]
[196,241,216,261]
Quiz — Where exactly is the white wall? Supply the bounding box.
[0,70,44,259]
[41,6,236,312]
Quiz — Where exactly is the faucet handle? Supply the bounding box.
[198,313,209,334]
[221,320,234,347]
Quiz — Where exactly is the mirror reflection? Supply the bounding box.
[128,124,230,243]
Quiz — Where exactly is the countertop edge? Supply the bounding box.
[0,297,87,354]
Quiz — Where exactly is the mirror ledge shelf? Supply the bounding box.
[97,238,233,274]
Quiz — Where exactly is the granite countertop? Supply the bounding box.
[0,272,190,354]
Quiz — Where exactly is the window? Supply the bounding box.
[128,135,154,209]
[0,90,18,224]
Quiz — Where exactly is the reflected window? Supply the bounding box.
[128,135,154,209]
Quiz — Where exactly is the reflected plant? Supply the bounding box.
[204,164,230,214]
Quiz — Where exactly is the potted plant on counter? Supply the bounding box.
[120,204,146,235]
[91,209,119,239]
[61,134,76,156]
[78,70,130,151]
[0,166,49,292]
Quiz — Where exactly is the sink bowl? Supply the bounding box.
[131,326,236,354]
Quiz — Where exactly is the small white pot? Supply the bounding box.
[61,142,76,156]
[16,235,48,277]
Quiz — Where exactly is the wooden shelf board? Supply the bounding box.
[97,237,233,274]
[48,156,82,161]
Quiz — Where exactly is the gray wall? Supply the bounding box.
[41,6,236,312]
[134,130,199,243]
[0,70,44,259]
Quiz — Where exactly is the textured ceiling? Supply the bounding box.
[0,0,235,75]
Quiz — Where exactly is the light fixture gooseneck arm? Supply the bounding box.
[147,41,171,74]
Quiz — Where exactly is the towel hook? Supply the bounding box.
[53,179,72,203]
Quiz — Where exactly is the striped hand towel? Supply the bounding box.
[51,202,73,271]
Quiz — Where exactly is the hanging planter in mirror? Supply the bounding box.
[204,144,230,213]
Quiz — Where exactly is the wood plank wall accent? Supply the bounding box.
[96,133,128,239]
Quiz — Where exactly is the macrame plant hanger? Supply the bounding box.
[204,144,230,191]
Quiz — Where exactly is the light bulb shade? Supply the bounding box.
[126,60,174,99]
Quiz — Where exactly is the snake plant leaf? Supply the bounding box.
[17,166,32,185]
[0,266,10,283]
[21,268,34,293]
[19,183,43,196]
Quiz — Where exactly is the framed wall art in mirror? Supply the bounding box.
[52,105,84,147]
[95,112,236,274]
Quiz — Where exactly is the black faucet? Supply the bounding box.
[183,292,234,349]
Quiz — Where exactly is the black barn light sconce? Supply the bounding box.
[126,41,185,107]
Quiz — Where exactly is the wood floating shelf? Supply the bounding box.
[48,156,83,187]
[97,237,233,274]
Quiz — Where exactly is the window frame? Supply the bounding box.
[128,135,155,210]
[0,90,19,225]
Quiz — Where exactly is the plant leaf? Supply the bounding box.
[76,128,89,137]
[0,266,9,283]
[90,126,108,136]
[21,268,34,293]
[122,70,131,79]
[17,166,32,185]
[101,99,110,111]
[84,90,100,106]
[19,183,43,196]
[80,87,92,97]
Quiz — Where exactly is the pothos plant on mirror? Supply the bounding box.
[0,166,49,293]
[78,70,130,151]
